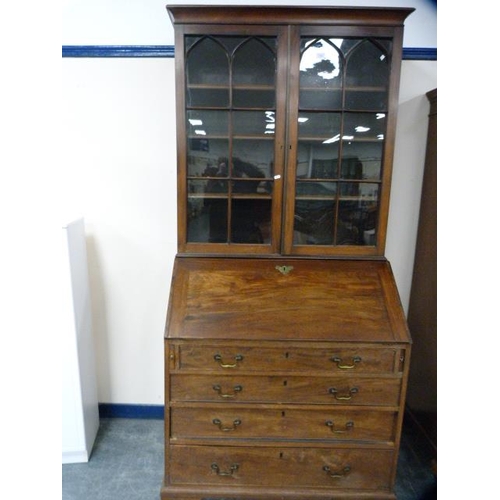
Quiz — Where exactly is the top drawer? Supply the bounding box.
[168,342,401,375]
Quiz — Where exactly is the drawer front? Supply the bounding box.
[171,407,397,442]
[173,343,398,374]
[169,445,394,490]
[170,375,401,406]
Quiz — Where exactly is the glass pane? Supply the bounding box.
[338,182,379,245]
[341,112,385,180]
[341,142,383,180]
[188,179,228,195]
[186,37,229,86]
[345,40,390,111]
[345,90,387,111]
[233,139,274,178]
[187,111,229,177]
[187,88,229,108]
[294,181,336,244]
[187,110,228,137]
[232,37,276,108]
[188,196,228,243]
[300,38,342,110]
[233,88,275,109]
[294,198,336,245]
[233,111,274,137]
[300,38,342,87]
[186,37,229,107]
[231,156,268,194]
[342,112,386,139]
[296,180,337,198]
[297,112,341,178]
[345,40,390,87]
[231,199,272,244]
[233,38,276,86]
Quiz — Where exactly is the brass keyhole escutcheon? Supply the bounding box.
[276,265,293,275]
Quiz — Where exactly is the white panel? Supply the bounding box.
[62,218,99,463]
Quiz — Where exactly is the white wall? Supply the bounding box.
[61,1,437,405]
[62,58,177,404]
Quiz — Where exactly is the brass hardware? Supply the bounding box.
[331,356,361,369]
[214,353,244,368]
[212,418,242,432]
[328,387,359,400]
[323,465,351,479]
[325,420,354,434]
[211,463,239,476]
[276,265,294,275]
[212,384,243,399]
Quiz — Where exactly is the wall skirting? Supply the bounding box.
[62,45,436,60]
[98,403,164,419]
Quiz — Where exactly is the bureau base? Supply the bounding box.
[160,482,397,500]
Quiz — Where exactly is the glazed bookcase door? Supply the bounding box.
[283,26,402,256]
[176,25,287,254]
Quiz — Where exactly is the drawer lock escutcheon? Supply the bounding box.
[325,420,354,434]
[212,384,243,399]
[276,265,294,275]
[328,387,359,401]
[331,356,362,370]
[212,418,242,432]
[323,465,351,479]
[211,463,239,477]
[214,354,244,369]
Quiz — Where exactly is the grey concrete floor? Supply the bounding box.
[62,416,436,499]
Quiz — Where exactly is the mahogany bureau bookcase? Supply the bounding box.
[161,6,414,500]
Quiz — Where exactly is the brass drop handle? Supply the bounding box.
[325,420,354,434]
[211,463,239,476]
[331,356,361,369]
[329,387,358,400]
[212,418,242,432]
[214,354,244,369]
[212,384,243,399]
[323,465,351,479]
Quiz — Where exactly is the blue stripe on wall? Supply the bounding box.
[62,45,436,61]
[62,45,174,58]
[99,403,164,419]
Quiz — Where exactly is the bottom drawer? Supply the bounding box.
[169,445,394,490]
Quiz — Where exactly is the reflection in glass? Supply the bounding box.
[341,143,383,180]
[338,183,379,245]
[296,112,341,178]
[299,38,342,110]
[300,38,342,87]
[293,181,337,245]
[231,199,272,243]
[230,157,268,194]
[233,140,274,178]
[340,112,385,180]
[186,110,229,177]
[188,179,228,195]
[187,195,228,243]
[294,198,336,245]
